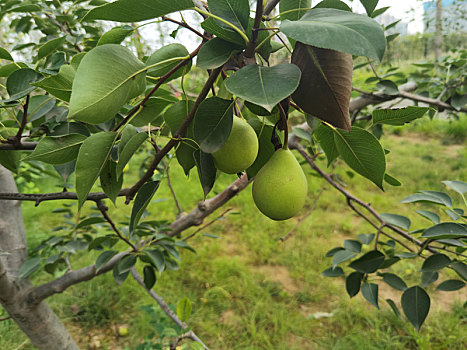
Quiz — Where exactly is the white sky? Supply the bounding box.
[351,0,425,33]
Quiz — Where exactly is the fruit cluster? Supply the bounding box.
[212,117,308,221]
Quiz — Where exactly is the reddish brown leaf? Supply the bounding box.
[291,42,353,131]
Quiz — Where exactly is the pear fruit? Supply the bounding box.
[212,117,259,174]
[252,148,307,220]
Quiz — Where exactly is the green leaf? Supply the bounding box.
[358,233,375,245]
[386,299,401,318]
[96,250,119,271]
[401,286,430,331]
[379,272,408,291]
[450,262,467,281]
[194,97,234,153]
[280,0,312,21]
[129,181,160,233]
[176,297,192,322]
[380,213,411,230]
[344,239,362,253]
[144,249,165,272]
[97,26,134,46]
[208,0,250,32]
[2,68,42,103]
[421,271,439,288]
[280,8,386,61]
[401,191,452,207]
[18,258,41,280]
[68,44,146,124]
[225,64,301,112]
[314,0,351,11]
[333,126,386,189]
[194,150,217,198]
[37,36,66,60]
[346,272,363,297]
[442,180,467,196]
[359,0,379,16]
[100,159,123,204]
[372,106,431,126]
[0,47,13,61]
[117,254,137,273]
[143,265,156,289]
[146,43,191,81]
[371,6,389,18]
[83,0,194,22]
[416,210,440,224]
[325,247,345,257]
[361,283,379,309]
[349,250,385,273]
[420,253,451,272]
[31,64,75,102]
[196,38,242,69]
[201,18,245,47]
[315,123,339,166]
[246,121,275,178]
[113,263,130,285]
[24,134,87,164]
[321,266,345,277]
[76,217,107,229]
[376,80,398,95]
[436,279,465,292]
[130,97,171,127]
[75,132,118,209]
[421,223,467,240]
[116,132,148,178]
[332,250,357,268]
[27,95,56,122]
[0,62,28,78]
[384,173,401,186]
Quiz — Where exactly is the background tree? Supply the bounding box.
[0,0,466,349]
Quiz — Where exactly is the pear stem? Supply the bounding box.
[278,102,288,150]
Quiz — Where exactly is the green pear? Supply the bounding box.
[252,148,308,220]
[212,117,259,174]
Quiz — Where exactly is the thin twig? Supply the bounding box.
[162,16,209,40]
[14,95,30,142]
[96,200,138,251]
[182,208,232,241]
[0,316,11,322]
[166,166,183,215]
[244,0,264,59]
[130,268,209,349]
[264,0,281,16]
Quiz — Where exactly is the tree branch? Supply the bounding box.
[168,174,252,237]
[0,142,37,150]
[244,0,264,59]
[130,268,209,350]
[264,0,281,16]
[25,252,127,306]
[162,16,210,40]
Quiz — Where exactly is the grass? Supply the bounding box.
[1,125,466,349]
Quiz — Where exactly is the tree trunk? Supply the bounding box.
[434,0,443,59]
[0,166,79,350]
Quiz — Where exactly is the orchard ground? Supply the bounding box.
[0,117,466,349]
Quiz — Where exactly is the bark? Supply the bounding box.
[0,165,79,350]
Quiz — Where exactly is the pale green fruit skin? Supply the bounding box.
[212,117,259,174]
[252,148,308,221]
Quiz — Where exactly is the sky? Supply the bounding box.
[351,0,425,33]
